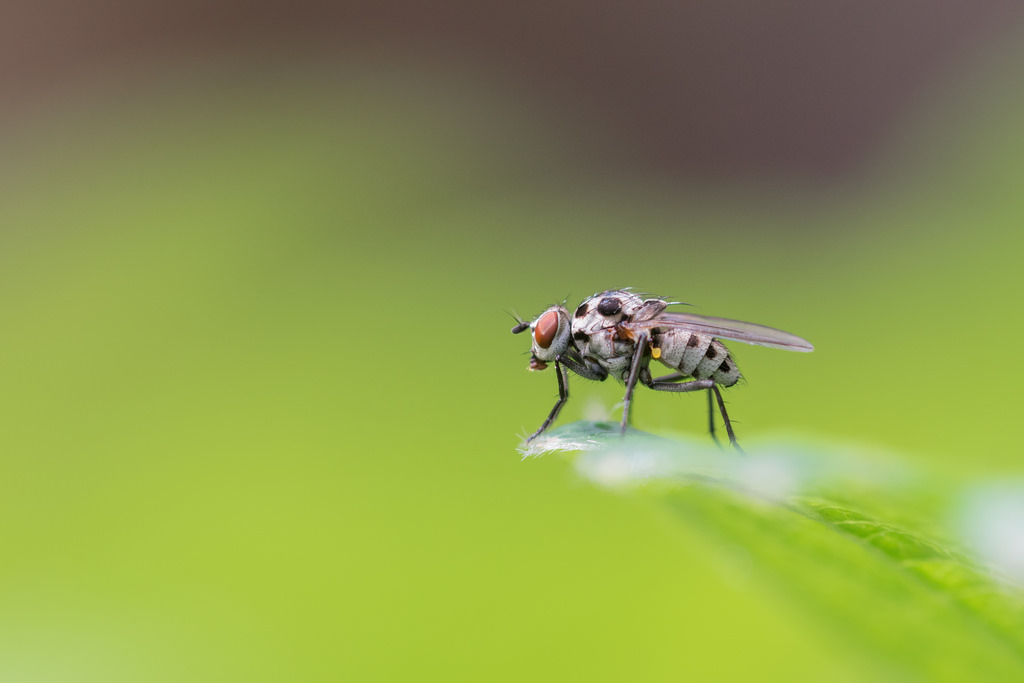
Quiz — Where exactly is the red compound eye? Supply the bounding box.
[533,310,559,349]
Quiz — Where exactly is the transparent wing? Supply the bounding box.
[626,312,814,352]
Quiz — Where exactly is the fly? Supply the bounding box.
[511,289,813,451]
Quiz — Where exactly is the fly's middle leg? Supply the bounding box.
[620,332,650,435]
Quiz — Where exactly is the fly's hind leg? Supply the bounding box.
[711,385,744,454]
[638,376,712,440]
[525,361,569,443]
[706,389,721,448]
[642,376,745,451]
[643,377,715,396]
[648,372,723,448]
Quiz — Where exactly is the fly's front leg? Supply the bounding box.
[557,352,608,381]
[620,332,650,435]
[525,360,570,443]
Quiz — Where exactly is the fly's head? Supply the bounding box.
[511,305,572,371]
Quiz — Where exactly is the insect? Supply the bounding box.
[511,289,813,450]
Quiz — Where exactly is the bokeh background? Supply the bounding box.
[2,2,1024,680]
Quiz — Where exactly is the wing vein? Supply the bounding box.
[628,312,814,352]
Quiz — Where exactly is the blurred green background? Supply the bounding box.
[2,3,1024,681]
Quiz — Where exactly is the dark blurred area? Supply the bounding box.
[4,0,1023,184]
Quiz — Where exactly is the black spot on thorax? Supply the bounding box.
[597,297,622,316]
[574,303,588,318]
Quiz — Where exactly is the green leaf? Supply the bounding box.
[526,421,1024,681]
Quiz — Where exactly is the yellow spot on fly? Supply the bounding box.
[652,347,662,359]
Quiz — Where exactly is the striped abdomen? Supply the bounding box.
[652,329,741,386]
